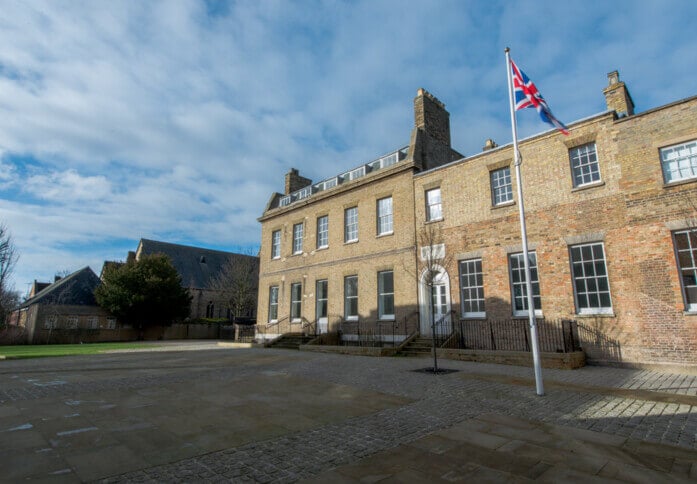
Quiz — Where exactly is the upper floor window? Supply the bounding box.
[345,206,358,243]
[674,230,697,311]
[570,143,600,187]
[271,230,281,259]
[377,197,393,235]
[569,242,612,314]
[292,223,303,254]
[268,286,279,322]
[491,167,512,206]
[661,140,697,184]
[377,270,395,320]
[344,275,358,320]
[459,259,485,318]
[316,215,329,249]
[426,188,443,221]
[509,251,541,317]
[290,282,302,321]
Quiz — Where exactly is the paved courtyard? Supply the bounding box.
[1,342,697,482]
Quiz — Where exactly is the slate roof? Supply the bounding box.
[20,267,100,308]
[136,239,259,290]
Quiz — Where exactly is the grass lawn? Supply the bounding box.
[0,342,156,359]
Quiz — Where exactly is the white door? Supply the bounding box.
[316,280,328,334]
[431,283,450,336]
[419,267,451,336]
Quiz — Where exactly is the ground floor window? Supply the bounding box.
[290,282,302,321]
[569,242,612,314]
[344,275,358,320]
[509,252,541,317]
[459,259,485,318]
[378,271,394,320]
[106,317,117,329]
[673,230,697,311]
[316,280,328,320]
[268,286,279,322]
[87,316,99,329]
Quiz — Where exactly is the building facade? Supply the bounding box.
[257,74,697,369]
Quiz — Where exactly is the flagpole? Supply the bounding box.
[505,47,544,396]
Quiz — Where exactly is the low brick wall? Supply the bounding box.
[300,344,398,357]
[438,348,586,370]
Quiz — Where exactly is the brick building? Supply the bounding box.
[257,74,697,369]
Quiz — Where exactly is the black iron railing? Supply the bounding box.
[454,318,580,353]
[338,319,408,347]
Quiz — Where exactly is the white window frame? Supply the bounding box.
[569,242,613,315]
[268,286,279,323]
[674,230,697,311]
[106,317,117,330]
[459,259,485,318]
[426,187,443,221]
[271,230,281,259]
[509,252,542,317]
[344,275,358,321]
[292,223,303,254]
[67,316,79,329]
[316,215,329,249]
[661,139,697,184]
[377,270,395,320]
[290,282,302,322]
[491,167,513,206]
[87,316,99,329]
[570,142,601,188]
[377,197,393,235]
[344,206,358,243]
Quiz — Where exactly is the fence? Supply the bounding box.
[338,319,409,347]
[454,319,580,353]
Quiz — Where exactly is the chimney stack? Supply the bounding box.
[284,168,312,195]
[483,139,498,151]
[414,88,451,146]
[603,70,634,118]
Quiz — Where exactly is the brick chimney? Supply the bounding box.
[603,71,634,118]
[414,88,451,146]
[483,139,498,151]
[284,168,312,195]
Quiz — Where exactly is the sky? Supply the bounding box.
[1,0,696,297]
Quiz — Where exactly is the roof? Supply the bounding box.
[20,267,100,308]
[136,239,259,290]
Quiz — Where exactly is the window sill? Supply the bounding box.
[571,181,605,192]
[376,231,394,238]
[344,239,359,245]
[491,201,515,210]
[682,311,697,316]
[271,256,281,260]
[291,252,304,257]
[425,218,444,224]
[512,312,543,319]
[291,319,302,324]
[344,318,358,323]
[460,315,487,321]
[268,320,279,326]
[379,316,395,321]
[316,246,328,251]
[664,177,697,189]
[575,312,616,318]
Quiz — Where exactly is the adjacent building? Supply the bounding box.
[257,73,697,369]
[132,238,259,321]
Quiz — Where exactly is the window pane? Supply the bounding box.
[661,140,697,183]
[509,252,540,314]
[490,167,513,205]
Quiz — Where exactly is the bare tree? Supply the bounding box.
[207,254,259,320]
[0,224,19,325]
[411,223,454,372]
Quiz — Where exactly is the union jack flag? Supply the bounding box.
[511,59,569,135]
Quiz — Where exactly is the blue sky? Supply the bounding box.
[1,0,696,296]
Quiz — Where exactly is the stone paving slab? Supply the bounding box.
[1,346,697,482]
